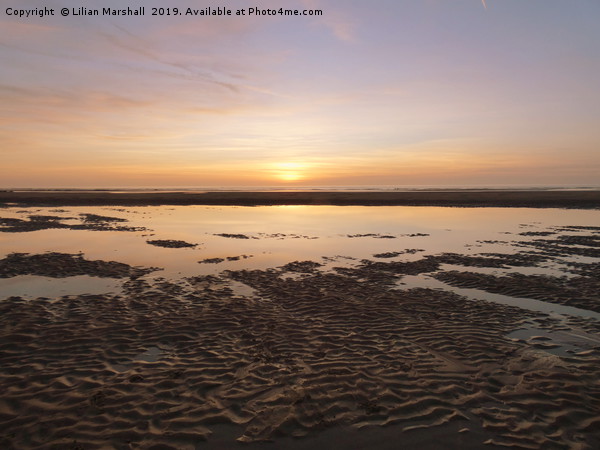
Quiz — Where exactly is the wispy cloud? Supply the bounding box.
[301,0,357,42]
[99,26,240,92]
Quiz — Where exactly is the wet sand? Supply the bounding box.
[1,208,600,448]
[1,257,600,448]
[2,189,600,208]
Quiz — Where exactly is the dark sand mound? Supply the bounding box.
[146,239,197,248]
[517,233,600,259]
[214,233,254,239]
[0,252,158,279]
[373,249,424,258]
[430,252,548,268]
[0,213,144,233]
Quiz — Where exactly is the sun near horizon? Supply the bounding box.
[271,162,310,183]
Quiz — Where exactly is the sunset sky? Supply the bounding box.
[1,0,599,187]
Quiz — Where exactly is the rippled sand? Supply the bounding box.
[1,254,600,448]
[1,203,599,449]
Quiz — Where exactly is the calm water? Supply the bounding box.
[2,204,600,355]
[1,205,599,310]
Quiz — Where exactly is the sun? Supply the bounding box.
[272,162,308,182]
[278,172,303,181]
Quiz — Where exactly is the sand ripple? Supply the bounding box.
[2,260,599,448]
[434,270,600,313]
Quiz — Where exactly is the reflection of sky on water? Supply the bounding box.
[506,326,600,358]
[398,275,600,321]
[0,275,122,299]
[399,274,600,357]
[1,205,599,302]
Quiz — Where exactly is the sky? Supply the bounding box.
[1,0,599,187]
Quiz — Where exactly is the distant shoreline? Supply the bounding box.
[1,190,600,208]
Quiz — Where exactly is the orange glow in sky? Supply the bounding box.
[1,0,599,188]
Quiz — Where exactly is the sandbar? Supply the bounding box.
[1,189,600,208]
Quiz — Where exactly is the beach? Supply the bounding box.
[5,0,600,446]
[2,189,600,208]
[1,195,599,449]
